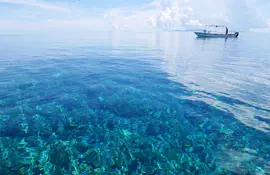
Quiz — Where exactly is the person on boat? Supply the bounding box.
[225,27,228,35]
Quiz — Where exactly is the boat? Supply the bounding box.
[194,25,239,38]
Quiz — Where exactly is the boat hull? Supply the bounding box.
[194,32,238,38]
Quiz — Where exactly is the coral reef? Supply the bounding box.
[0,53,269,175]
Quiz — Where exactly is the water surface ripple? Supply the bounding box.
[0,32,269,174]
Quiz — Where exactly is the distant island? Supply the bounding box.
[174,29,200,32]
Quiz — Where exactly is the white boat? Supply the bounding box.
[194,25,239,38]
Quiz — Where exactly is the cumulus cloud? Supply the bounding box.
[104,0,202,31]
[0,0,269,32]
[104,8,158,31]
[154,4,202,29]
[103,0,269,31]
[147,0,269,30]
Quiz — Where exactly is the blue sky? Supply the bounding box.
[55,0,154,8]
[0,0,270,32]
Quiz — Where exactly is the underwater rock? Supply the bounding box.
[85,150,102,168]
[32,165,45,175]
[105,99,149,118]
[105,118,118,131]
[98,96,104,103]
[185,113,205,126]
[141,165,156,174]
[61,99,82,111]
[0,125,24,138]
[133,150,153,166]
[145,121,169,136]
[153,111,162,118]
[193,145,204,153]
[198,152,207,162]
[39,131,52,139]
[0,166,12,175]
[24,136,40,148]
[146,123,159,136]
[153,170,166,175]
[74,142,89,153]
[49,143,70,168]
[158,123,169,135]
[53,167,64,175]
[18,82,34,90]
[0,137,19,148]
[88,131,105,144]
[1,147,30,174]
[111,157,122,169]
[128,160,139,172]
[64,118,87,133]
[106,158,115,167]
[166,151,179,161]
[182,139,194,152]
[112,150,119,158]
[106,148,126,169]
[123,147,133,164]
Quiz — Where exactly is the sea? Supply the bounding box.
[0,31,269,175]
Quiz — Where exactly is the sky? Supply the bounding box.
[0,0,270,32]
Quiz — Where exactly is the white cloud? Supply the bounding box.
[103,0,202,31]
[154,4,202,29]
[0,0,70,12]
[103,0,269,31]
[0,0,269,32]
[104,7,158,31]
[148,0,269,30]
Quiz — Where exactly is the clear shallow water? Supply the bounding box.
[0,31,269,175]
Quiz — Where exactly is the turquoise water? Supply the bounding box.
[0,32,269,175]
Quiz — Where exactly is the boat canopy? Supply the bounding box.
[205,25,227,28]
[203,25,229,34]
